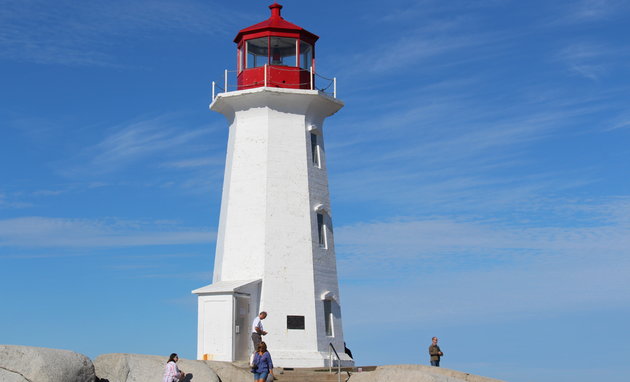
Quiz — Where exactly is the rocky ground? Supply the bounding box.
[0,345,505,382]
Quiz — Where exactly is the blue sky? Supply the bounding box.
[1,1,629,381]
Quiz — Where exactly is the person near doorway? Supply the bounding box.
[251,311,268,351]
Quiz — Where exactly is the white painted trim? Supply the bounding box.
[313,203,331,216]
[320,291,338,302]
[307,124,321,133]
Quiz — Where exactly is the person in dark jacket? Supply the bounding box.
[428,337,444,367]
[251,342,274,382]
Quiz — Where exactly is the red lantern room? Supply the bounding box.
[235,3,318,90]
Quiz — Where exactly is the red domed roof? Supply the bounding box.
[234,3,318,44]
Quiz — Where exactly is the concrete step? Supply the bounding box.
[275,370,350,382]
[232,365,377,382]
[273,367,376,382]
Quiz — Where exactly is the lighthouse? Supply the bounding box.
[192,3,352,368]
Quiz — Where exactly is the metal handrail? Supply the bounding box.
[328,342,342,382]
[210,66,337,101]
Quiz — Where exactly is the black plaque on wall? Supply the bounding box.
[287,315,305,330]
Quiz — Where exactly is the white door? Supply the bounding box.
[201,297,233,361]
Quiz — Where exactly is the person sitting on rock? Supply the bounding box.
[163,353,186,382]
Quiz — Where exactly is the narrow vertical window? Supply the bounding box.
[324,300,333,336]
[311,133,320,167]
[317,212,326,248]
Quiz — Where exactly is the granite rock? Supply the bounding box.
[348,364,506,382]
[203,360,253,382]
[93,353,220,382]
[0,345,95,382]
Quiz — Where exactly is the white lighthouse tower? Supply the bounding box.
[193,3,352,368]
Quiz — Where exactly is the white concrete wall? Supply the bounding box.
[207,88,352,367]
[212,104,269,282]
[307,120,347,356]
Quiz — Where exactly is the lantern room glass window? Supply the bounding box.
[299,41,313,70]
[246,37,268,68]
[270,37,297,66]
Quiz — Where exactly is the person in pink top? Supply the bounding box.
[163,353,186,382]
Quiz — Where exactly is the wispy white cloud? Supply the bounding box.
[555,42,620,79]
[373,0,510,24]
[551,0,624,24]
[337,24,503,77]
[30,189,67,197]
[134,271,211,281]
[608,117,630,130]
[337,198,630,265]
[328,85,605,212]
[160,157,224,169]
[326,1,525,80]
[105,262,211,282]
[337,197,630,324]
[91,124,205,168]
[4,112,226,200]
[61,114,217,176]
[0,192,33,209]
[0,216,215,249]
[343,259,630,326]
[0,0,243,66]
